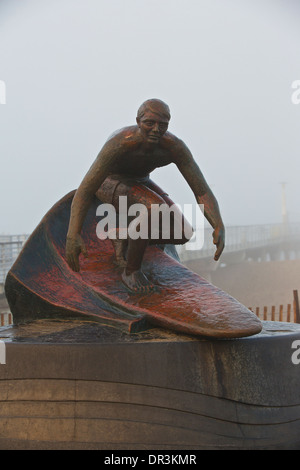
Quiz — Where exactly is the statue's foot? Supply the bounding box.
[111,239,127,268]
[121,269,156,294]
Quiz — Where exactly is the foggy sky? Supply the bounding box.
[1,0,300,234]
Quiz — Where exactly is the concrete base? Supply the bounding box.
[0,320,300,450]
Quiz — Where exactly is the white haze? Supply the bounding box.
[1,0,300,234]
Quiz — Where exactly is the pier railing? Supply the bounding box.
[178,222,300,263]
[0,223,300,283]
[0,235,28,284]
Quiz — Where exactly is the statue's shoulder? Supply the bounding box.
[160,132,193,166]
[105,126,139,145]
[161,131,187,154]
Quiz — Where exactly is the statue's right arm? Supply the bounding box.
[65,137,119,271]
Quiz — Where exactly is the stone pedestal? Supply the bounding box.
[0,320,299,450]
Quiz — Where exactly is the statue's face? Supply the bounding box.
[137,111,169,144]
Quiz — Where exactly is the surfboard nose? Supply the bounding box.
[183,300,263,339]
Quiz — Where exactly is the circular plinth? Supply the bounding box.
[0,320,300,450]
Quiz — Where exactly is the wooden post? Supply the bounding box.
[293,290,300,323]
[279,305,283,322]
[287,304,291,322]
[263,306,268,321]
[271,306,275,322]
[256,307,260,318]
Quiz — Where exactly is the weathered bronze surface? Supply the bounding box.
[66,99,225,293]
[5,100,262,338]
[5,190,261,337]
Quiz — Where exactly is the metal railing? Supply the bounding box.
[0,223,300,283]
[0,235,28,284]
[178,222,300,262]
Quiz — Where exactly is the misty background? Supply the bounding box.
[1,0,300,235]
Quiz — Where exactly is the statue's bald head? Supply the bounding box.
[137,99,171,122]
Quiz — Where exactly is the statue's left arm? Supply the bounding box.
[173,140,225,261]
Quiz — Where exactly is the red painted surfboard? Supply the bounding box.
[5,191,262,338]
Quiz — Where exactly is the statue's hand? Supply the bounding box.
[213,225,225,261]
[66,234,88,272]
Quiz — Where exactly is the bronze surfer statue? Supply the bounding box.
[66,99,225,293]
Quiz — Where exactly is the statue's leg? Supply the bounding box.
[116,184,156,292]
[96,177,129,267]
[121,238,155,293]
[119,183,193,293]
[97,177,193,293]
[110,231,128,268]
